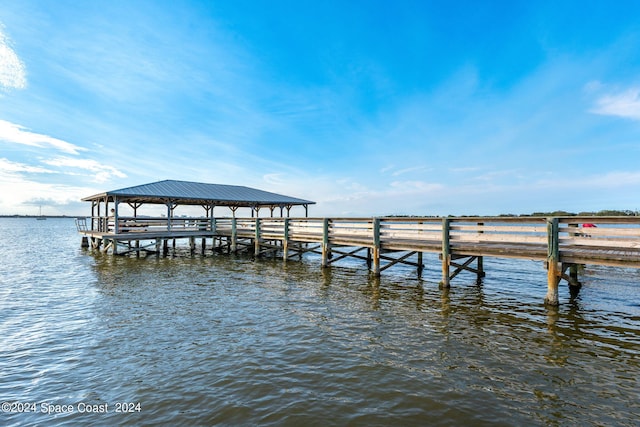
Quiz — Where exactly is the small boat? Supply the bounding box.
[36,206,47,220]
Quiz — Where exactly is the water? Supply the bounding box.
[1,218,639,426]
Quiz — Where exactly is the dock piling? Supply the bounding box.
[440,218,451,288]
[545,218,560,305]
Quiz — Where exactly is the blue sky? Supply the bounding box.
[1,0,640,217]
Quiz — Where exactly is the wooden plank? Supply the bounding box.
[451,225,547,233]
[451,234,547,244]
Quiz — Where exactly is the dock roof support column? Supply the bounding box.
[166,201,176,231]
[113,197,120,234]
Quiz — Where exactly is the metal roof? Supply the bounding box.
[82,179,315,207]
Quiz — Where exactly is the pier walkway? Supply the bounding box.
[77,215,640,305]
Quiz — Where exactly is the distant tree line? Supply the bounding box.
[502,209,640,217]
[391,209,640,218]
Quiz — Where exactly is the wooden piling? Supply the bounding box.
[283,218,289,261]
[231,217,238,253]
[321,218,330,268]
[545,217,560,305]
[440,217,451,287]
[371,217,381,276]
[254,217,261,257]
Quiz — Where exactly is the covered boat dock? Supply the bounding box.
[76,179,315,255]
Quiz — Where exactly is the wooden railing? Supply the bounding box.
[90,216,212,233]
[85,215,640,265]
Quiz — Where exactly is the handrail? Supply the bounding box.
[83,215,640,254]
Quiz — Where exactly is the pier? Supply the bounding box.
[77,180,640,305]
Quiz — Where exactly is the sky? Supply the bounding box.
[1,0,640,217]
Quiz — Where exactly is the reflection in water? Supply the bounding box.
[1,219,639,426]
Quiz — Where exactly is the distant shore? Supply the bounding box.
[0,215,83,219]
[1,210,637,219]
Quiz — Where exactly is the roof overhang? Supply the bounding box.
[81,180,315,208]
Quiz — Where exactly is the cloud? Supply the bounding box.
[0,120,86,154]
[591,87,640,120]
[0,26,26,90]
[380,165,433,177]
[41,156,126,183]
[0,157,55,174]
[0,175,97,213]
[389,180,444,192]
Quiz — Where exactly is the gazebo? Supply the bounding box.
[76,180,315,255]
[81,179,314,233]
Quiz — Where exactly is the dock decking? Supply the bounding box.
[77,216,640,305]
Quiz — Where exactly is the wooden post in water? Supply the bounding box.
[440,218,451,287]
[567,223,580,288]
[254,217,261,257]
[477,222,485,282]
[321,218,330,268]
[371,217,381,276]
[283,218,289,261]
[545,217,560,305]
[231,217,238,253]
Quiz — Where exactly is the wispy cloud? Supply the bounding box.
[41,156,126,183]
[0,26,26,90]
[0,120,86,154]
[591,86,640,120]
[0,157,54,174]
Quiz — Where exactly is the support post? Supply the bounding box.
[113,199,120,234]
[477,222,485,282]
[570,264,579,283]
[283,218,289,261]
[417,252,423,278]
[440,217,451,287]
[231,217,238,253]
[545,217,560,305]
[321,218,330,268]
[371,217,381,276]
[254,218,261,257]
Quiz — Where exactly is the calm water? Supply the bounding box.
[1,218,639,426]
